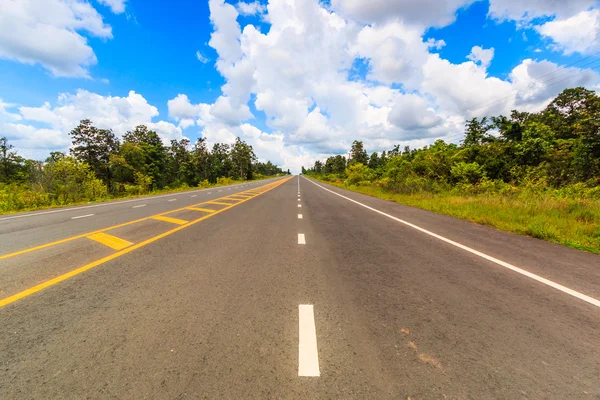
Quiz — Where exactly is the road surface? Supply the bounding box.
[1,176,599,399]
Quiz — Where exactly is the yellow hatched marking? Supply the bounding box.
[186,207,216,213]
[206,201,234,206]
[151,215,188,225]
[87,232,133,250]
[0,177,292,308]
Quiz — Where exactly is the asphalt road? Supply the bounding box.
[1,175,599,399]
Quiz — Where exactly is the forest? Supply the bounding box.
[0,120,289,213]
[303,87,600,253]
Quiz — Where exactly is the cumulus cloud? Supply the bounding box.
[0,0,113,77]
[488,0,596,23]
[7,0,600,171]
[236,1,267,16]
[162,0,600,172]
[4,90,185,159]
[536,9,600,55]
[0,100,22,121]
[467,46,495,69]
[96,0,126,14]
[331,0,476,27]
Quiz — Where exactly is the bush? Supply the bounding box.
[451,161,486,184]
[197,179,211,188]
[217,177,234,186]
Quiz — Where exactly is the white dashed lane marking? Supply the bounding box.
[298,234,306,244]
[298,305,320,377]
[71,214,94,220]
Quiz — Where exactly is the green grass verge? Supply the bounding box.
[0,175,281,216]
[315,178,600,254]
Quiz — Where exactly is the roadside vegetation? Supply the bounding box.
[303,87,600,253]
[0,121,290,214]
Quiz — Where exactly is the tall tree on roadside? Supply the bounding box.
[167,138,192,185]
[349,140,369,165]
[0,137,20,182]
[190,137,211,183]
[122,125,167,188]
[69,120,120,187]
[368,152,380,169]
[231,137,256,180]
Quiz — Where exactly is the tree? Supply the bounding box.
[69,120,120,187]
[0,137,20,182]
[210,143,233,182]
[231,137,256,180]
[190,137,211,183]
[368,152,380,169]
[463,117,494,147]
[122,125,167,188]
[167,138,192,185]
[350,140,369,165]
[313,160,323,174]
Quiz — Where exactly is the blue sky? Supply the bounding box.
[0,0,599,171]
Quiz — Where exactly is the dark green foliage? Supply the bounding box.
[1,120,285,212]
[303,87,600,194]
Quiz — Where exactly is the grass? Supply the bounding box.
[316,179,600,254]
[0,175,281,216]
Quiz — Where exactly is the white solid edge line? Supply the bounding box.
[298,233,306,244]
[0,178,283,222]
[132,204,147,208]
[71,214,94,220]
[303,177,600,308]
[298,305,320,377]
[298,214,303,219]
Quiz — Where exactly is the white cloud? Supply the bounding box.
[196,51,210,63]
[509,59,600,109]
[164,0,600,172]
[0,100,22,121]
[4,90,186,159]
[536,9,600,55]
[351,22,429,87]
[0,0,113,78]
[467,46,495,69]
[236,1,267,16]
[488,0,596,23]
[331,0,476,27]
[2,123,69,159]
[96,0,126,14]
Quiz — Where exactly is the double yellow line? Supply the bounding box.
[0,178,291,308]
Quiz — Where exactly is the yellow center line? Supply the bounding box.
[0,180,283,261]
[87,232,133,250]
[0,177,291,308]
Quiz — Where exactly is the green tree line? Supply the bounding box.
[304,87,600,197]
[0,120,289,212]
